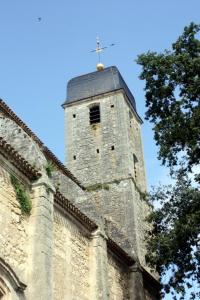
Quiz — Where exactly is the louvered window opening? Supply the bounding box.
[90,105,100,124]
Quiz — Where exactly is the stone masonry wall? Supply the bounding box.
[85,179,137,249]
[64,91,149,265]
[0,113,46,172]
[53,208,91,300]
[65,92,131,186]
[0,100,158,299]
[0,159,29,296]
[65,91,146,192]
[0,112,88,216]
[107,252,130,300]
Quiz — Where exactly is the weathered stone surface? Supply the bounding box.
[108,252,130,300]
[105,219,134,257]
[0,115,46,171]
[64,90,148,265]
[53,209,90,300]
[90,229,109,300]
[0,162,29,299]
[0,164,28,274]
[53,170,104,227]
[27,175,54,300]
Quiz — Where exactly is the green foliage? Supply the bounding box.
[131,177,147,200]
[10,175,32,215]
[137,23,200,299]
[146,173,200,299]
[137,22,200,178]
[113,179,121,185]
[45,161,55,178]
[45,186,51,195]
[86,183,110,192]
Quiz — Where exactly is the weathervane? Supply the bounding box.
[91,37,115,70]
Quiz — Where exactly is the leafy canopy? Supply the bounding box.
[137,23,200,299]
[146,173,200,299]
[137,22,200,179]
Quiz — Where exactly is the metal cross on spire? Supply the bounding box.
[90,37,115,70]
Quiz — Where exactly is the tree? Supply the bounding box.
[136,23,200,299]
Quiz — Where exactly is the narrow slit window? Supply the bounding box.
[129,110,133,127]
[89,105,100,124]
[111,145,115,150]
[133,154,138,178]
[73,155,76,160]
[73,114,76,118]
[96,149,99,153]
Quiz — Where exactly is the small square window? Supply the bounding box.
[96,149,99,153]
[73,155,76,160]
[111,104,114,108]
[73,114,76,118]
[111,146,115,150]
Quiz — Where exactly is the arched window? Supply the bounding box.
[0,288,4,299]
[0,278,10,299]
[0,258,26,299]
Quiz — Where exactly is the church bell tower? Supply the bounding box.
[62,66,148,265]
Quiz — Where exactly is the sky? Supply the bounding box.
[0,0,200,190]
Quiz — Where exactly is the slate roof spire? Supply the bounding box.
[62,66,141,120]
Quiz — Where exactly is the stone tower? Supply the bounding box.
[62,66,148,265]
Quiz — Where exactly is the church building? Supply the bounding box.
[0,65,159,299]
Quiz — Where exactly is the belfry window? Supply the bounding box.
[89,105,100,124]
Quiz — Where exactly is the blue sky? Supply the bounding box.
[0,0,199,189]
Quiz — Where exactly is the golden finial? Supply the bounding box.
[96,63,105,71]
[90,37,115,71]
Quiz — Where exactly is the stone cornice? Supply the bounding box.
[0,137,41,181]
[141,266,161,289]
[54,189,98,232]
[0,99,84,190]
[107,238,135,267]
[55,189,137,267]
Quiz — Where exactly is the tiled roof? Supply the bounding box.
[0,137,41,180]
[54,189,98,232]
